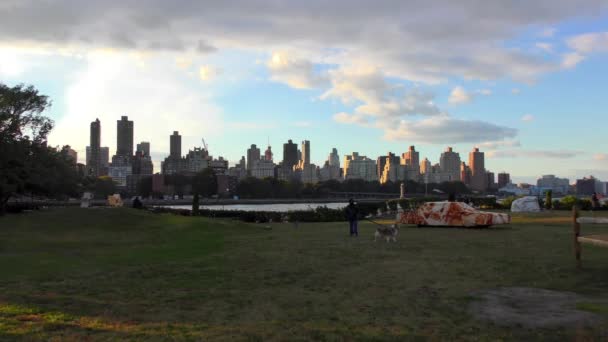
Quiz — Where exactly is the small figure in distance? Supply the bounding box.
[591,192,600,211]
[132,196,143,209]
[345,198,359,237]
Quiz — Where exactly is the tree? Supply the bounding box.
[545,190,553,210]
[94,176,117,199]
[192,168,217,198]
[137,176,153,198]
[0,83,66,213]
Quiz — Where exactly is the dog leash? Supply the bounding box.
[364,217,393,229]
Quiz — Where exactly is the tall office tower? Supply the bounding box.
[498,172,511,188]
[301,140,310,166]
[116,116,134,157]
[469,148,487,191]
[100,147,109,170]
[137,142,150,156]
[170,131,181,159]
[88,118,101,176]
[439,147,461,181]
[486,171,496,189]
[420,158,432,175]
[238,156,246,168]
[402,146,419,167]
[378,152,400,180]
[328,148,340,167]
[282,139,298,169]
[247,144,261,171]
[460,162,472,185]
[264,145,273,161]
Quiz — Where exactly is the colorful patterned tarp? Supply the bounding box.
[399,202,510,227]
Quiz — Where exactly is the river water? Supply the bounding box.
[162,202,348,212]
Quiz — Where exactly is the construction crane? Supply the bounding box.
[201,138,208,151]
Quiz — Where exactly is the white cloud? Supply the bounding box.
[2,1,601,85]
[593,153,608,161]
[511,88,521,94]
[479,140,521,150]
[448,86,491,105]
[266,51,328,89]
[199,65,221,81]
[382,115,518,144]
[535,42,553,53]
[521,114,535,122]
[539,27,557,38]
[322,65,441,122]
[561,52,585,68]
[48,51,223,167]
[561,31,608,69]
[449,86,471,104]
[566,32,608,53]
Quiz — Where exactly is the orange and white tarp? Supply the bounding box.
[399,202,510,227]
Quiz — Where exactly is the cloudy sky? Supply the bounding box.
[1,0,608,183]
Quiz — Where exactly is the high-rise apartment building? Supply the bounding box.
[170,131,181,159]
[497,172,511,188]
[401,145,421,181]
[282,139,298,169]
[440,147,461,181]
[344,152,377,181]
[460,162,471,185]
[116,116,134,157]
[469,148,487,192]
[537,175,570,194]
[377,153,399,181]
[247,144,261,171]
[301,140,310,166]
[88,119,101,176]
[136,142,150,156]
[328,148,340,167]
[264,145,273,161]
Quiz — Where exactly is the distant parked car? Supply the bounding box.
[399,201,510,227]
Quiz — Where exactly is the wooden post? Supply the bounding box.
[573,205,581,269]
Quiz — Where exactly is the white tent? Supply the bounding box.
[511,196,541,212]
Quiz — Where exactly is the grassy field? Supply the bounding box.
[1,208,608,341]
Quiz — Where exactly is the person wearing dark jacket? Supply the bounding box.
[345,199,359,237]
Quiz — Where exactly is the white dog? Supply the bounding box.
[374,224,398,242]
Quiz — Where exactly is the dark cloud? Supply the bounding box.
[2,1,607,81]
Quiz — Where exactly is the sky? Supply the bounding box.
[1,0,608,184]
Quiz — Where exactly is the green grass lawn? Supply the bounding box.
[1,208,608,341]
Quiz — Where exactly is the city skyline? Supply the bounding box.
[1,2,608,183]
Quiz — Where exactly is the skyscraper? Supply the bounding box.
[88,118,101,176]
[137,142,150,156]
[402,146,419,168]
[170,131,181,159]
[282,139,298,169]
[498,172,511,188]
[440,147,461,181]
[469,148,487,192]
[264,145,273,161]
[247,144,261,171]
[116,116,134,157]
[328,148,340,167]
[301,140,310,166]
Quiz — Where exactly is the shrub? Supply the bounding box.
[545,190,552,210]
[501,196,519,210]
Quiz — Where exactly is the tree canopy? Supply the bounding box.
[0,83,79,213]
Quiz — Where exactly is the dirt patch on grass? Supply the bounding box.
[469,287,602,328]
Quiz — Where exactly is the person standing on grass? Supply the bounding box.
[345,198,359,237]
[592,192,600,211]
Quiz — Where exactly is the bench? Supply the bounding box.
[572,206,608,268]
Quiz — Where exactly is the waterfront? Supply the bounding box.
[162,202,348,212]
